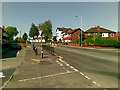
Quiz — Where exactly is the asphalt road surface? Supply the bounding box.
[54,46,118,88]
[4,46,118,88]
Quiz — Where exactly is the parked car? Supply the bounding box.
[9,43,22,50]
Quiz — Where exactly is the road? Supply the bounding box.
[3,45,118,88]
[54,46,118,88]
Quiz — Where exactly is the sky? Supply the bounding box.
[1,2,118,38]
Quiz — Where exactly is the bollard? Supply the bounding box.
[41,49,43,59]
[35,48,38,55]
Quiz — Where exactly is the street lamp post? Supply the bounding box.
[75,16,83,47]
[81,16,82,47]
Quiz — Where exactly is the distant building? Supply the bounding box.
[0,26,9,44]
[116,31,120,40]
[85,26,117,39]
[68,28,83,43]
[29,37,45,43]
[63,28,72,42]
[56,27,71,42]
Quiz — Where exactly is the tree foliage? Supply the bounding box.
[22,33,28,41]
[38,20,52,41]
[6,26,19,40]
[29,23,39,39]
[15,37,25,43]
[84,33,120,47]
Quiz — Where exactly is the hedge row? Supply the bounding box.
[85,35,120,48]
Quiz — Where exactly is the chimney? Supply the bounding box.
[97,26,100,30]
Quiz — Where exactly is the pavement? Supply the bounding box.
[2,45,100,88]
[1,47,26,88]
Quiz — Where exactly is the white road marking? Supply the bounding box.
[70,66,74,69]
[19,71,74,82]
[73,69,79,72]
[60,64,63,66]
[93,81,97,84]
[97,84,101,86]
[84,76,91,79]
[66,70,71,73]
[0,72,5,78]
[66,64,70,66]
[32,78,37,80]
[56,58,101,87]
[56,61,59,63]
[80,72,84,76]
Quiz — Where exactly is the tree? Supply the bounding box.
[53,36,57,41]
[38,20,52,41]
[29,23,39,39]
[22,33,28,41]
[6,26,19,40]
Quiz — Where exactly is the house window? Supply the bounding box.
[102,33,108,37]
[111,33,114,37]
[93,33,97,35]
[88,33,91,36]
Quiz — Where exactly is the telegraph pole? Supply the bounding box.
[81,16,82,47]
[75,16,83,47]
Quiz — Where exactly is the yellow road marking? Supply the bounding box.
[31,59,40,61]
[57,56,63,59]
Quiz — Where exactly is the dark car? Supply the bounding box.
[9,43,22,50]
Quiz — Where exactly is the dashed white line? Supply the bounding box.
[73,68,79,72]
[70,66,74,69]
[84,76,91,79]
[60,64,63,66]
[97,84,101,86]
[80,72,84,76]
[19,71,74,82]
[66,64,70,66]
[93,81,97,84]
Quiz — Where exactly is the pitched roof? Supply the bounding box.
[57,27,71,33]
[85,26,116,33]
[68,28,83,34]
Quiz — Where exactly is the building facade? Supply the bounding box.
[0,26,9,44]
[56,27,70,42]
[85,26,116,39]
[68,28,83,43]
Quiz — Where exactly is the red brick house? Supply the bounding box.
[116,31,120,40]
[0,26,9,44]
[85,26,117,39]
[68,28,83,43]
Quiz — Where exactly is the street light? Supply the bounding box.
[75,16,83,47]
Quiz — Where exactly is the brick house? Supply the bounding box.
[85,26,116,39]
[116,31,120,40]
[0,26,9,44]
[68,28,83,43]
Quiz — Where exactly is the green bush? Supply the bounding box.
[85,34,120,48]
